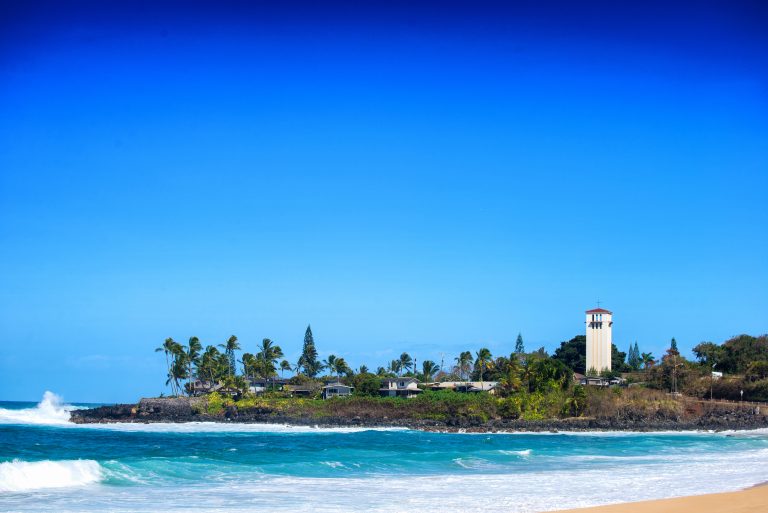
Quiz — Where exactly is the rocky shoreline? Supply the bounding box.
[69,397,768,433]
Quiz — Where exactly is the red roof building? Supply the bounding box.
[585,308,612,314]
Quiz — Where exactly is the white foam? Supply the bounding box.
[320,461,345,469]
[0,392,75,425]
[0,459,102,492]
[499,449,532,456]
[77,421,408,434]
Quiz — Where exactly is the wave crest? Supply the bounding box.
[0,459,102,492]
[0,391,74,425]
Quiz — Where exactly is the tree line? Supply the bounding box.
[154,325,767,401]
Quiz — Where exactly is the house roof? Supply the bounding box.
[382,377,418,383]
[322,383,353,389]
[585,308,612,314]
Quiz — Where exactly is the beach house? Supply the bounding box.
[380,377,422,398]
[322,382,354,399]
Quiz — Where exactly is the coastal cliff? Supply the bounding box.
[70,396,768,432]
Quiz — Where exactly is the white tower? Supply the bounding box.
[586,307,612,375]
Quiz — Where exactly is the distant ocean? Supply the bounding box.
[1,393,767,513]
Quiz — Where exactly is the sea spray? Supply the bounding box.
[0,391,74,425]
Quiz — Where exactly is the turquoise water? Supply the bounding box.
[1,393,767,512]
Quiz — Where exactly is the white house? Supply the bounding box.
[322,382,354,399]
[380,377,422,398]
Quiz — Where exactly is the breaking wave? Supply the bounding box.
[0,391,75,425]
[0,459,102,492]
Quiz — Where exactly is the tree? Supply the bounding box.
[256,338,284,378]
[280,359,292,378]
[552,336,586,374]
[611,344,629,372]
[298,325,322,377]
[455,351,474,380]
[219,335,240,376]
[240,353,257,380]
[528,358,571,393]
[421,360,440,381]
[186,336,203,390]
[514,333,525,355]
[358,365,369,374]
[475,348,492,385]
[746,361,768,381]
[323,355,338,377]
[199,345,225,383]
[631,342,641,370]
[351,373,381,397]
[334,357,351,377]
[669,337,679,356]
[156,338,181,395]
[692,342,723,367]
[641,352,655,367]
[167,343,188,396]
[398,353,413,375]
[495,356,522,397]
[717,335,768,374]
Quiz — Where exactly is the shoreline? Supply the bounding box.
[69,398,768,433]
[550,483,768,513]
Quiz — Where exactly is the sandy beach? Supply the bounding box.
[552,484,768,513]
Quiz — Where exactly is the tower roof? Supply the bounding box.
[586,308,612,314]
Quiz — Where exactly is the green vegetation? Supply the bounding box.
[154,324,768,425]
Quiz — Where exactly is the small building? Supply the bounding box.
[380,377,422,398]
[454,381,498,394]
[322,382,354,399]
[423,381,497,394]
[247,378,287,395]
[711,371,723,380]
[188,379,222,396]
[578,376,625,387]
[284,385,317,398]
[424,382,456,392]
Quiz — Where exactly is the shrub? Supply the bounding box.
[498,397,522,419]
[207,392,225,415]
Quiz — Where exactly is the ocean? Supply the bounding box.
[1,392,767,512]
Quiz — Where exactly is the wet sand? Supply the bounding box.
[551,483,768,513]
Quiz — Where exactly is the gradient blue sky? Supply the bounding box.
[1,1,766,402]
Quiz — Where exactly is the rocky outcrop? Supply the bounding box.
[69,397,768,432]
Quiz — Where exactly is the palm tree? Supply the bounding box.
[475,348,492,386]
[280,360,291,378]
[641,352,656,369]
[323,355,338,377]
[497,358,522,396]
[219,335,241,376]
[199,345,224,383]
[185,336,202,393]
[156,338,182,395]
[388,359,402,375]
[169,349,189,396]
[256,338,284,378]
[334,357,351,378]
[641,352,656,381]
[455,351,473,381]
[421,360,440,381]
[240,353,257,381]
[359,364,369,374]
[399,352,413,375]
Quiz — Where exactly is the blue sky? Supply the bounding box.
[1,1,766,402]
